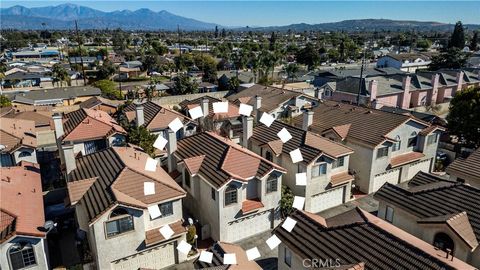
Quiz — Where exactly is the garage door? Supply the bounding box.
[407,159,431,179]
[227,210,272,243]
[373,168,401,192]
[310,186,345,213]
[111,242,176,270]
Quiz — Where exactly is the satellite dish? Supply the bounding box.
[43,220,57,231]
[188,218,194,225]
[0,145,5,150]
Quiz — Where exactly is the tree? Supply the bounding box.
[0,95,11,107]
[446,86,480,147]
[269,32,277,51]
[96,60,116,80]
[172,74,198,95]
[94,80,123,100]
[285,63,299,82]
[128,126,157,157]
[416,39,432,51]
[214,26,219,39]
[296,43,320,70]
[470,31,478,51]
[429,48,467,70]
[228,76,240,92]
[51,64,70,87]
[280,185,294,218]
[448,21,466,49]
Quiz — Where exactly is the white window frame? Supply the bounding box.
[385,206,394,223]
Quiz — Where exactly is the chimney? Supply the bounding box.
[52,113,64,139]
[62,142,76,175]
[242,116,253,148]
[302,110,314,131]
[166,129,177,172]
[253,96,262,121]
[368,80,378,108]
[428,73,440,105]
[400,76,411,109]
[201,97,209,118]
[453,71,464,96]
[135,103,145,127]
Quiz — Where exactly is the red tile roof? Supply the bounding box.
[0,117,37,152]
[242,198,264,214]
[446,148,480,183]
[330,172,355,187]
[145,220,186,247]
[182,155,205,176]
[0,163,45,241]
[390,151,425,168]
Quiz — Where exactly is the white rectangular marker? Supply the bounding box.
[213,101,229,113]
[153,136,168,150]
[223,253,237,265]
[144,181,155,195]
[259,112,274,127]
[246,247,261,261]
[188,106,204,120]
[159,225,174,240]
[199,251,213,263]
[176,240,192,255]
[289,149,303,163]
[292,196,305,210]
[277,128,292,143]
[145,157,158,172]
[168,118,183,132]
[239,103,253,116]
[266,235,281,250]
[282,217,297,232]
[295,173,307,186]
[147,205,161,219]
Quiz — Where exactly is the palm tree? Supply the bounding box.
[285,63,299,83]
[52,64,70,87]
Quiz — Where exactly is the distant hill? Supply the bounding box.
[246,19,480,32]
[0,3,222,31]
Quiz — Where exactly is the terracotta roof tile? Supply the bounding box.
[67,177,97,205]
[222,147,261,180]
[183,155,205,175]
[242,198,264,214]
[5,111,52,127]
[331,123,352,140]
[330,172,355,187]
[195,242,262,270]
[63,108,125,142]
[123,101,191,131]
[145,220,186,246]
[390,151,425,168]
[0,164,45,241]
[0,210,16,240]
[0,117,37,152]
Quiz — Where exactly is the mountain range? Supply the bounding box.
[1,3,479,32]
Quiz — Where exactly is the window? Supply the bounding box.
[266,175,278,193]
[427,134,437,145]
[105,208,134,237]
[84,139,107,154]
[332,156,345,168]
[284,247,292,267]
[408,131,418,148]
[225,185,237,206]
[9,242,36,270]
[265,151,273,162]
[159,201,173,217]
[377,147,389,159]
[433,233,455,254]
[392,135,401,152]
[325,89,332,97]
[211,188,216,201]
[312,163,327,177]
[184,172,191,188]
[18,151,31,158]
[385,206,394,223]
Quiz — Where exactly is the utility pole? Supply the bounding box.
[75,20,87,85]
[356,45,367,106]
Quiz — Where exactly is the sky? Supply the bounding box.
[2,1,480,27]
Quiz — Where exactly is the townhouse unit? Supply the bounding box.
[65,146,187,269]
[4,110,56,148]
[293,101,443,193]
[7,86,101,107]
[376,52,434,72]
[0,163,49,270]
[0,118,37,167]
[445,148,480,188]
[227,84,319,120]
[274,208,475,270]
[194,241,261,269]
[121,101,196,139]
[318,69,480,109]
[53,108,127,156]
[79,96,124,115]
[244,118,355,213]
[172,131,286,242]
[178,96,242,141]
[375,172,480,268]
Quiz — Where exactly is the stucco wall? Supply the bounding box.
[13,147,38,164]
[0,236,49,270]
